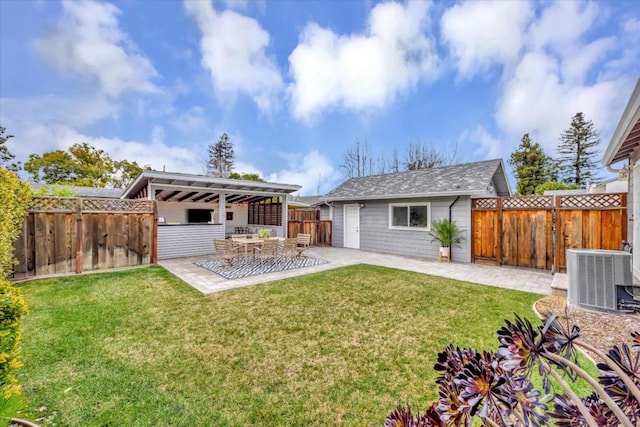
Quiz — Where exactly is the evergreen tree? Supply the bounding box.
[557,112,600,186]
[0,125,20,171]
[207,133,235,178]
[509,133,552,195]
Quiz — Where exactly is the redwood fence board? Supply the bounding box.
[287,220,332,246]
[472,193,627,272]
[12,197,155,278]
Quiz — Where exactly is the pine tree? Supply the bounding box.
[207,133,235,178]
[509,133,552,195]
[557,112,600,186]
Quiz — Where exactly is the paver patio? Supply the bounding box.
[160,246,554,295]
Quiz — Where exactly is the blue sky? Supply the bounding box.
[1,0,638,195]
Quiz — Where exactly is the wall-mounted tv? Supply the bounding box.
[187,209,212,223]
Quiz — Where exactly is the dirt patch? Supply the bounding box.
[535,295,640,358]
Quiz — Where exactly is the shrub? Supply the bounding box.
[385,313,640,426]
[534,180,581,195]
[32,184,78,197]
[0,168,31,419]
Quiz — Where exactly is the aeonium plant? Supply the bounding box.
[385,314,640,427]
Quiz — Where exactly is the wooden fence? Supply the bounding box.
[472,193,627,272]
[287,220,332,246]
[12,197,156,279]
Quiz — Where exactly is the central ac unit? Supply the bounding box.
[566,249,632,312]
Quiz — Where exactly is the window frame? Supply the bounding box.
[388,202,431,231]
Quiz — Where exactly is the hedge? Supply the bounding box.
[0,168,31,402]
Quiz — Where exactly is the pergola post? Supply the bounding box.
[219,193,226,235]
[281,194,288,238]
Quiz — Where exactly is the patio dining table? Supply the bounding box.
[231,236,284,261]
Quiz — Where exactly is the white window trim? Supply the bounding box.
[388,202,431,231]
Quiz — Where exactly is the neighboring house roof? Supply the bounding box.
[121,170,301,203]
[322,159,511,201]
[290,196,325,206]
[603,78,640,166]
[30,182,123,198]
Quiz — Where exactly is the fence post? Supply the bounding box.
[554,196,561,274]
[496,198,502,266]
[152,201,158,265]
[75,198,83,274]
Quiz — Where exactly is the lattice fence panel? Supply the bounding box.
[82,198,155,213]
[29,197,76,212]
[560,193,624,209]
[502,196,553,210]
[472,198,497,209]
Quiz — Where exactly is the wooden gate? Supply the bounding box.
[12,197,156,279]
[472,193,627,272]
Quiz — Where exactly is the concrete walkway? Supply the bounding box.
[159,247,554,295]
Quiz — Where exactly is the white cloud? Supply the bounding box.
[184,0,283,113]
[495,51,628,154]
[461,126,503,160]
[440,1,533,79]
[171,106,208,134]
[288,1,439,122]
[528,1,600,52]
[267,151,341,195]
[33,0,158,97]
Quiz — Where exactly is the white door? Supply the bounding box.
[344,205,360,249]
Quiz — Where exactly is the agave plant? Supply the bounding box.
[385,313,640,427]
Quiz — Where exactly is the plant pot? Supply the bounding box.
[439,246,450,262]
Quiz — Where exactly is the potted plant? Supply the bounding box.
[427,219,464,261]
[257,228,271,239]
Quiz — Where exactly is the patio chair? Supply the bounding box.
[296,233,311,257]
[213,239,241,267]
[280,238,298,263]
[253,239,279,271]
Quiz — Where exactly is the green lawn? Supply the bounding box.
[17,265,543,426]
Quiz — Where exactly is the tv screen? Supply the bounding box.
[187,209,212,223]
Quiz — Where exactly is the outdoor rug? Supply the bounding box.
[195,257,329,280]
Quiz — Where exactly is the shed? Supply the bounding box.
[321,159,511,262]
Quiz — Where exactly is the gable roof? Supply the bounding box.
[322,159,510,201]
[603,78,640,166]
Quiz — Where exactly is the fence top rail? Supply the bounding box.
[29,196,155,213]
[473,193,626,210]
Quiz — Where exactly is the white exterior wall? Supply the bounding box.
[332,196,471,262]
[630,155,640,280]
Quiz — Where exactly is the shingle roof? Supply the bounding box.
[323,159,509,201]
[30,183,124,198]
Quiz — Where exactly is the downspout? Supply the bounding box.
[448,196,461,261]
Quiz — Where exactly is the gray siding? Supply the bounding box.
[333,203,345,247]
[319,206,331,221]
[332,197,471,262]
[158,224,225,260]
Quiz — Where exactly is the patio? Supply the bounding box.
[159,246,555,295]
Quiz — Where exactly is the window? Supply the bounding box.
[389,203,430,230]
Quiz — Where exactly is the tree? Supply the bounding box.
[228,172,265,182]
[534,180,581,195]
[207,133,235,178]
[509,133,552,195]
[557,112,601,186]
[24,142,149,188]
[341,139,372,178]
[0,126,20,171]
[405,142,449,171]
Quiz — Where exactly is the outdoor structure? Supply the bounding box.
[121,171,301,260]
[603,77,640,279]
[321,159,511,262]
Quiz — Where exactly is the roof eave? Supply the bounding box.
[603,78,640,166]
[321,189,484,202]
